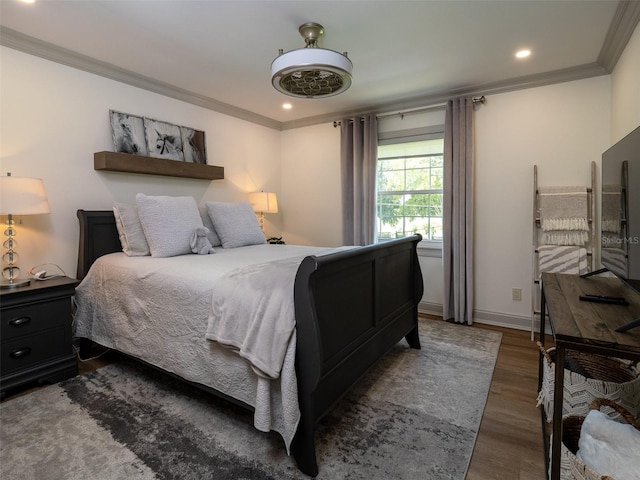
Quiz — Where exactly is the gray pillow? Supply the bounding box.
[136,193,204,257]
[113,203,150,256]
[205,201,266,248]
[199,206,222,247]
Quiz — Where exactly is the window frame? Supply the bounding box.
[376,125,445,252]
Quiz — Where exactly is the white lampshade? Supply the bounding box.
[1,174,51,289]
[249,192,278,214]
[0,175,51,215]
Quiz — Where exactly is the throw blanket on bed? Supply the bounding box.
[205,255,305,379]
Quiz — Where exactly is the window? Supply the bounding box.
[376,137,444,243]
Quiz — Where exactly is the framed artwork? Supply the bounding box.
[181,127,207,164]
[109,110,148,156]
[108,110,207,165]
[143,117,184,161]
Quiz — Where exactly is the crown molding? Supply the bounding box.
[598,0,640,72]
[2,0,638,133]
[0,26,282,131]
[280,62,608,130]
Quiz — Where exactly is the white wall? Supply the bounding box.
[0,47,282,277]
[280,123,342,247]
[474,77,610,328]
[610,22,640,141]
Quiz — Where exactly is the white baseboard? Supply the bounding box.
[472,309,532,332]
[418,301,537,332]
[418,301,443,317]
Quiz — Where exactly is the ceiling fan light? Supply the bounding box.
[271,48,353,98]
[271,23,353,98]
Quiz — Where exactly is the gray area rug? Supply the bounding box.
[0,320,501,480]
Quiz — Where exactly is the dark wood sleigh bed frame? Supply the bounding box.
[75,209,424,477]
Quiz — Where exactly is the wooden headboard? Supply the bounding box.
[76,210,121,280]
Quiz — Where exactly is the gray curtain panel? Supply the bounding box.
[443,97,474,324]
[340,114,378,245]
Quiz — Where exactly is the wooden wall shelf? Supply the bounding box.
[94,151,224,180]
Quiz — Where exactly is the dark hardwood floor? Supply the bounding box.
[466,320,548,480]
[2,318,548,479]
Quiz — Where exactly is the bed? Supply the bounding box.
[74,208,423,477]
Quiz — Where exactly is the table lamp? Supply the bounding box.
[0,173,51,289]
[249,191,278,232]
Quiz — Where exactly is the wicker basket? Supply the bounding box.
[536,342,640,422]
[554,398,640,480]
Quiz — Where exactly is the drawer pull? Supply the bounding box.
[10,347,32,359]
[9,316,32,327]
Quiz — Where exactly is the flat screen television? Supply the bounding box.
[599,125,640,331]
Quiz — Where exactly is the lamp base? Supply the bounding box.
[0,278,31,289]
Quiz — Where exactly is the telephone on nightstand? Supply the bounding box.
[28,263,67,281]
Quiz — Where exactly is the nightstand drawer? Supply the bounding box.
[1,277,78,394]
[1,327,69,375]
[1,298,70,340]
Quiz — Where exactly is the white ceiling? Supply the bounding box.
[1,1,639,130]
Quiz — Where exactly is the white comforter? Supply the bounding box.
[73,244,342,452]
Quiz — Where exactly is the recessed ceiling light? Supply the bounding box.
[18,0,36,3]
[282,103,292,110]
[515,49,531,59]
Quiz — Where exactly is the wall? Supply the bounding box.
[474,77,610,328]
[281,76,612,328]
[0,47,282,277]
[280,123,342,247]
[610,22,640,141]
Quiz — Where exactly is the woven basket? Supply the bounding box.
[554,398,640,480]
[536,342,640,422]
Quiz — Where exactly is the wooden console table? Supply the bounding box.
[539,272,640,480]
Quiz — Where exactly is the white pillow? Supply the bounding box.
[205,201,266,248]
[576,409,640,480]
[136,193,204,257]
[113,203,150,256]
[199,206,222,247]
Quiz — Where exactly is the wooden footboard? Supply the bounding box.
[292,235,423,476]
[76,210,423,477]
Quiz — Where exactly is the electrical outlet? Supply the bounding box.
[512,288,522,301]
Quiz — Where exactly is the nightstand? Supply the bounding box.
[1,276,79,397]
